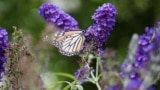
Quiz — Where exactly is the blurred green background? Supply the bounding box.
[0,0,160,89]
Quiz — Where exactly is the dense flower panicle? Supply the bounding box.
[39,2,79,30]
[84,24,108,53]
[74,65,91,83]
[134,27,154,68]
[120,27,154,80]
[84,3,116,54]
[92,3,116,28]
[120,21,160,90]
[0,27,8,80]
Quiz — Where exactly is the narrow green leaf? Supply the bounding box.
[54,72,76,80]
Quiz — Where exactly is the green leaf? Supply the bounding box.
[55,72,76,80]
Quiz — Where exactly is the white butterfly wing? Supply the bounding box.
[53,31,85,56]
[53,31,65,47]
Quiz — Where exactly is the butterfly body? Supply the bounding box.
[53,30,85,56]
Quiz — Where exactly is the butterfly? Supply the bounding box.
[52,30,85,56]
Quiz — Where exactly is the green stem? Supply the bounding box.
[95,81,102,90]
[96,56,100,78]
[91,70,102,90]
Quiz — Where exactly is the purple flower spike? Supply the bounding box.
[39,2,79,30]
[120,27,154,80]
[74,65,91,83]
[120,21,160,90]
[92,3,116,28]
[84,3,116,54]
[134,27,154,68]
[0,27,8,81]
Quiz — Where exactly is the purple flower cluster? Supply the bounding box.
[120,27,154,80]
[39,2,79,30]
[119,21,160,90]
[0,28,8,80]
[134,27,154,68]
[84,3,116,54]
[92,3,116,28]
[74,65,90,83]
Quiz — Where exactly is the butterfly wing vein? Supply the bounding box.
[53,31,85,56]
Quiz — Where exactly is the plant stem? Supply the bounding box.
[95,81,102,90]
[91,70,102,90]
[96,56,100,78]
